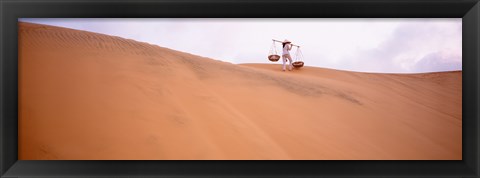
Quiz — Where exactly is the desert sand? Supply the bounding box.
[18,22,462,160]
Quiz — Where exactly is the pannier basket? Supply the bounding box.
[268,54,281,62]
[292,61,304,68]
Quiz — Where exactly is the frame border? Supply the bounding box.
[1,0,479,177]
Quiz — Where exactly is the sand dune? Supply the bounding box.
[18,22,462,160]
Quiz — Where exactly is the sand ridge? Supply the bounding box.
[19,22,462,160]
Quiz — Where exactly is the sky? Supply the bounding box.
[19,18,462,73]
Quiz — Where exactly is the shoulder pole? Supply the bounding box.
[272,39,300,47]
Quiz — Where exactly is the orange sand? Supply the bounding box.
[18,22,462,160]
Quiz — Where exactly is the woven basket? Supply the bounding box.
[268,55,280,62]
[292,61,304,68]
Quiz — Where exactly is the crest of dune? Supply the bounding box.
[18,22,462,160]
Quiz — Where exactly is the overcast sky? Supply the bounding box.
[19,18,462,73]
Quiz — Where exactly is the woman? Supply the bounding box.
[282,39,293,71]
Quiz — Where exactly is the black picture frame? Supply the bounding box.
[1,0,479,177]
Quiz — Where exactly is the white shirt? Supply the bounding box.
[282,44,291,55]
